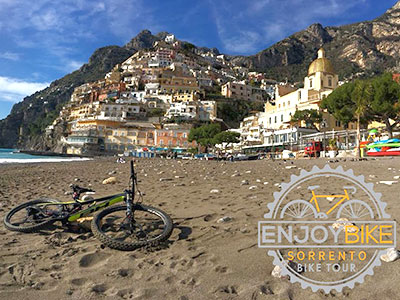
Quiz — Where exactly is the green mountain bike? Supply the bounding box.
[4,161,173,251]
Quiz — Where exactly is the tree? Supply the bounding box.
[290,109,323,131]
[213,131,240,145]
[369,73,400,138]
[188,123,221,152]
[352,79,373,157]
[321,80,372,157]
[321,82,356,127]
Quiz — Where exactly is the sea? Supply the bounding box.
[0,148,92,164]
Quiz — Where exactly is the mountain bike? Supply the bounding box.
[4,161,173,251]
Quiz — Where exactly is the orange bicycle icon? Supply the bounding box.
[280,186,374,219]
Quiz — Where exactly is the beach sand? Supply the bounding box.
[0,157,399,300]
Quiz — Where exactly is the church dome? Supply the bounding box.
[308,48,335,76]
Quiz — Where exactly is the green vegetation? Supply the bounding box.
[322,73,400,138]
[188,123,221,151]
[28,111,58,136]
[290,109,323,131]
[217,100,264,128]
[213,131,240,144]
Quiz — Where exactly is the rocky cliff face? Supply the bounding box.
[0,46,135,149]
[232,2,400,82]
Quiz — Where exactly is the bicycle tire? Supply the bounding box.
[91,204,173,251]
[4,198,60,233]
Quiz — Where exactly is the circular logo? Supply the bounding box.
[258,165,395,293]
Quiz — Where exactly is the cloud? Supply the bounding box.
[209,0,371,54]
[0,52,20,61]
[0,76,49,103]
[65,60,84,72]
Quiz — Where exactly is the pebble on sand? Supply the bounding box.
[210,189,220,193]
[159,178,173,182]
[249,186,258,190]
[379,181,398,185]
[271,265,282,278]
[332,218,357,233]
[217,216,232,223]
[102,177,117,184]
[380,248,400,262]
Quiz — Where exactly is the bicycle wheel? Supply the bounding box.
[4,198,62,233]
[279,200,318,219]
[336,200,374,219]
[91,204,173,251]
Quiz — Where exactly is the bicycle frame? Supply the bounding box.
[309,189,350,216]
[33,161,137,224]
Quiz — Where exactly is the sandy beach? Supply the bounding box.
[0,157,399,300]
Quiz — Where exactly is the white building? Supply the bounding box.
[165,34,176,43]
[261,48,342,131]
[166,101,197,120]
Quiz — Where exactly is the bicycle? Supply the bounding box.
[279,186,374,219]
[4,161,173,251]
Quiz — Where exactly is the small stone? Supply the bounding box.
[379,181,398,185]
[241,180,249,185]
[74,178,80,182]
[332,218,357,233]
[271,265,282,278]
[159,178,173,182]
[245,170,252,174]
[380,248,400,262]
[66,289,74,295]
[263,182,269,185]
[249,186,258,190]
[217,216,232,223]
[210,189,220,193]
[231,173,240,177]
[108,170,116,175]
[102,177,117,184]
[394,176,400,180]
[256,179,261,183]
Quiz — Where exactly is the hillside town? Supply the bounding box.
[45,34,397,158]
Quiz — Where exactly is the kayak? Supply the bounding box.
[366,139,400,149]
[367,151,400,156]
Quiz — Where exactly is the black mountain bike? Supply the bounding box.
[4,161,173,251]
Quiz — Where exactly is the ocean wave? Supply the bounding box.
[0,158,92,164]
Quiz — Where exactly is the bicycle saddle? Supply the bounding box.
[70,184,95,194]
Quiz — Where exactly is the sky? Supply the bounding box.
[0,0,397,120]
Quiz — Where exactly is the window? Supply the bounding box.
[274,116,277,123]
[281,114,283,122]
[269,117,271,124]
[309,78,313,88]
[328,77,332,87]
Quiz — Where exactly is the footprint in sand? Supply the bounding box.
[78,252,110,268]
[203,213,217,222]
[91,283,108,294]
[70,277,88,286]
[214,266,228,273]
[215,285,238,294]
